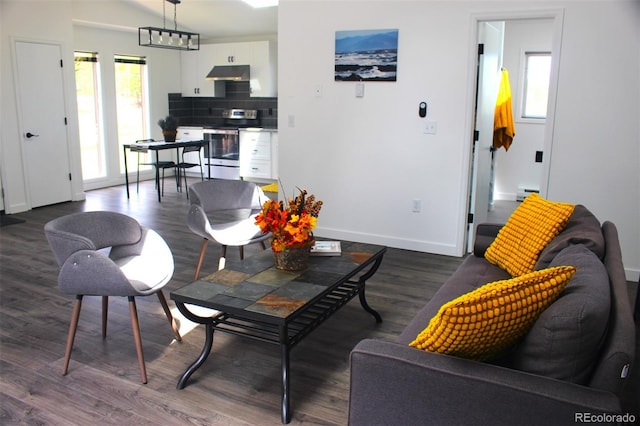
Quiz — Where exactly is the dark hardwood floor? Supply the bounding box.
[1,179,637,425]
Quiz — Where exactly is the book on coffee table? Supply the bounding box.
[311,240,342,256]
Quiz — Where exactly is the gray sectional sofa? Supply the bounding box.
[348,205,636,425]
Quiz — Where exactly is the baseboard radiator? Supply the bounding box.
[516,186,540,202]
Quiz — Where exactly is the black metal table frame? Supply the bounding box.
[123,140,205,202]
[172,252,385,424]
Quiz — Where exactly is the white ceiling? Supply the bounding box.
[123,0,278,41]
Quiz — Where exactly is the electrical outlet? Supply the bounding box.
[412,199,422,213]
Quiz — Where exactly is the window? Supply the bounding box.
[74,51,106,180]
[114,54,149,174]
[521,52,551,119]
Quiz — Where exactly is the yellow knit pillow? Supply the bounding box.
[409,266,576,361]
[485,193,575,277]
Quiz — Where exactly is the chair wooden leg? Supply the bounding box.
[156,291,182,342]
[102,296,108,338]
[62,295,83,376]
[128,296,147,384]
[219,245,228,270]
[194,238,209,280]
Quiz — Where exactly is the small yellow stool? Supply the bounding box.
[261,183,279,193]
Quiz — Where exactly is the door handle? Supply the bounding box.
[25,132,39,138]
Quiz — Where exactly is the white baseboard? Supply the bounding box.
[494,192,517,201]
[315,226,460,257]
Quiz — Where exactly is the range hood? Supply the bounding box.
[205,65,250,81]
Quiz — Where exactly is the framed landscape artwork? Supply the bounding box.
[335,29,399,81]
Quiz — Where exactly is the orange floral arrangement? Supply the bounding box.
[255,189,323,253]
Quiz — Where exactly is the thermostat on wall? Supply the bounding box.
[419,102,427,117]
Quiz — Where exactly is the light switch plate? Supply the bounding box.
[355,83,365,97]
[424,121,437,134]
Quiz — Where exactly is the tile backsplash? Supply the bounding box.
[168,81,278,129]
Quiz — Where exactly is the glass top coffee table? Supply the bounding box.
[170,240,386,424]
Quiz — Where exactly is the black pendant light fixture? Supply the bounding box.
[138,0,200,51]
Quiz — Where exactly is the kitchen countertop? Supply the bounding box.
[179,126,278,132]
[240,127,278,132]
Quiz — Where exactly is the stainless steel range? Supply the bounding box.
[203,109,258,180]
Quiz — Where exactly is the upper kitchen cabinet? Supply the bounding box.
[180,45,226,97]
[210,41,277,97]
[248,41,277,98]
[211,42,252,66]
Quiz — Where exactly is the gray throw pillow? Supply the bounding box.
[535,205,605,269]
[496,244,610,384]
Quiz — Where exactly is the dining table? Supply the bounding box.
[123,139,206,202]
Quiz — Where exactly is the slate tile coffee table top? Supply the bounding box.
[173,241,386,321]
[171,240,386,423]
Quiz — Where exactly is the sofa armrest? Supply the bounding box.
[473,223,503,257]
[349,339,623,426]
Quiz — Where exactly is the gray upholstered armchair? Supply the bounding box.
[44,211,182,383]
[187,180,271,278]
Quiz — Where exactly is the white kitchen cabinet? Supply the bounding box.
[177,127,205,177]
[211,42,252,67]
[182,41,277,98]
[247,41,277,97]
[240,129,278,180]
[177,126,203,141]
[270,131,278,179]
[209,41,277,97]
[180,45,226,97]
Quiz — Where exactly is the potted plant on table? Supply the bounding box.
[255,189,323,271]
[158,115,179,142]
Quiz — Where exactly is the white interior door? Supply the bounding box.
[14,41,73,208]
[467,21,504,251]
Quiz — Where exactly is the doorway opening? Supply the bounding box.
[465,10,564,252]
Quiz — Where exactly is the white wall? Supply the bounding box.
[494,18,553,200]
[0,0,182,206]
[1,0,82,213]
[278,0,639,279]
[279,1,472,257]
[545,0,639,279]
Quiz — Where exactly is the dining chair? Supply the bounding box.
[44,211,182,384]
[174,143,204,198]
[134,139,176,195]
[187,180,271,278]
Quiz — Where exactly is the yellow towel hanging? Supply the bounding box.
[493,68,516,151]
